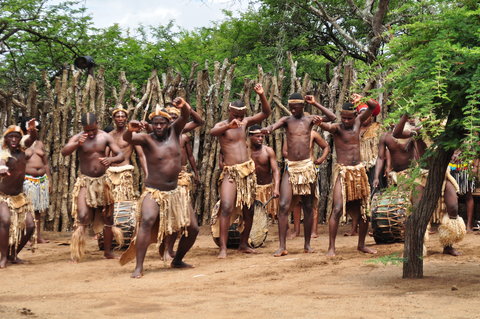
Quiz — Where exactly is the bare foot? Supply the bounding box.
[37,237,50,244]
[311,233,319,238]
[287,230,297,240]
[171,260,194,269]
[344,231,358,237]
[304,246,315,253]
[217,248,227,259]
[358,246,377,254]
[326,248,336,257]
[159,243,174,262]
[104,252,119,259]
[8,256,27,264]
[238,246,257,254]
[273,249,288,257]
[443,246,462,256]
[131,268,143,278]
[466,228,474,233]
[0,257,7,268]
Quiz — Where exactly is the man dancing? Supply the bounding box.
[21,118,51,243]
[262,94,336,256]
[210,83,271,259]
[0,121,38,268]
[319,94,378,256]
[107,107,148,202]
[61,113,124,262]
[121,98,199,278]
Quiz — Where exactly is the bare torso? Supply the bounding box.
[0,151,29,195]
[333,124,362,165]
[218,120,250,166]
[76,131,111,177]
[25,141,47,177]
[109,128,133,166]
[285,116,314,161]
[251,145,273,185]
[384,132,425,172]
[142,128,182,191]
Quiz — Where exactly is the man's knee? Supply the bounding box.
[188,223,199,236]
[25,213,35,233]
[331,205,343,221]
[220,201,234,217]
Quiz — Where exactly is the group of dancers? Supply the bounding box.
[0,83,469,277]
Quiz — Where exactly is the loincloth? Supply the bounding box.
[178,165,193,192]
[255,183,278,217]
[222,159,257,210]
[23,174,49,213]
[71,174,114,233]
[136,186,190,245]
[286,158,317,195]
[360,122,382,169]
[106,165,136,202]
[0,192,36,255]
[210,200,244,238]
[327,163,371,222]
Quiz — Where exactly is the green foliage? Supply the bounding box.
[383,1,480,159]
[365,253,406,266]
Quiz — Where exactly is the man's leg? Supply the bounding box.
[465,191,474,232]
[172,204,198,268]
[312,201,319,238]
[274,171,293,257]
[11,211,35,263]
[352,200,376,254]
[102,205,116,259]
[443,181,462,256]
[159,233,177,261]
[327,177,343,257]
[218,176,237,259]
[238,205,256,254]
[132,194,159,278]
[0,203,10,268]
[301,192,314,253]
[71,187,93,262]
[35,211,48,243]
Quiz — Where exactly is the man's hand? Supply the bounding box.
[273,189,280,198]
[128,120,143,133]
[228,119,242,129]
[173,97,186,109]
[372,178,379,189]
[351,93,363,104]
[305,95,316,105]
[260,127,271,135]
[27,118,38,132]
[253,83,264,95]
[99,157,112,167]
[312,116,323,125]
[78,133,88,146]
[0,165,10,176]
[314,158,325,165]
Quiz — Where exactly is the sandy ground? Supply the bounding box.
[1,224,480,319]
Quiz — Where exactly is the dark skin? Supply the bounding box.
[391,114,461,256]
[160,101,204,261]
[0,121,38,268]
[61,122,124,261]
[318,94,378,257]
[124,98,199,278]
[262,95,335,257]
[283,131,330,239]
[210,83,271,259]
[107,111,148,177]
[249,133,280,196]
[24,128,51,244]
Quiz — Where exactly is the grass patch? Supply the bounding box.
[365,253,405,266]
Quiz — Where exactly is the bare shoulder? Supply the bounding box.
[182,133,190,142]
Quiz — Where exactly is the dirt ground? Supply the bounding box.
[1,224,479,319]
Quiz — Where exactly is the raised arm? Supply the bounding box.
[373,133,387,188]
[305,95,336,122]
[123,121,149,146]
[392,114,417,139]
[317,122,339,134]
[62,133,85,157]
[23,118,38,148]
[172,97,192,136]
[312,131,330,165]
[261,116,289,135]
[267,147,280,198]
[183,107,205,133]
[355,95,378,124]
[246,83,272,127]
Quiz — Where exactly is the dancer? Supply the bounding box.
[61,113,125,262]
[319,94,378,256]
[121,98,199,278]
[0,121,38,268]
[262,94,336,256]
[210,83,271,258]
